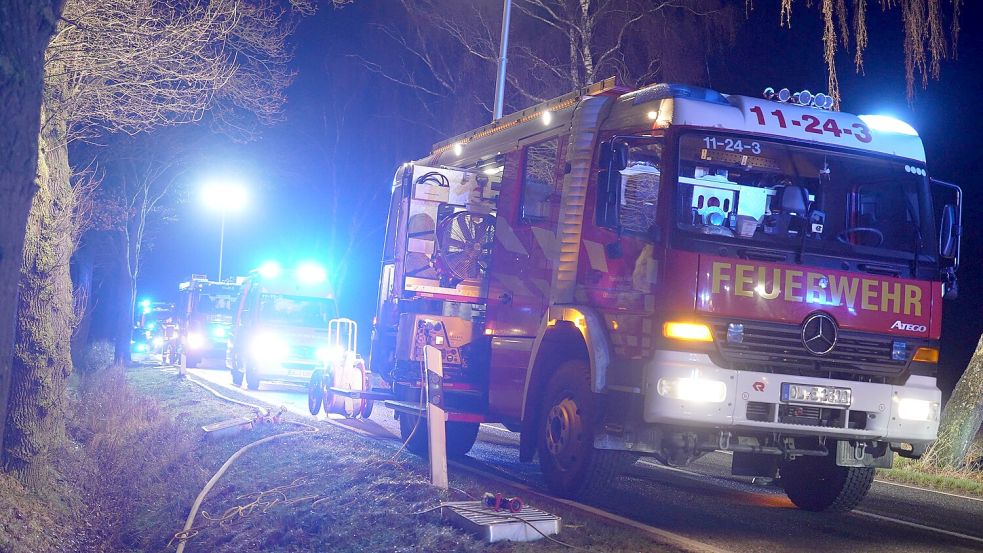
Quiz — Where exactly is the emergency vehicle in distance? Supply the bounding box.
[178,275,242,368]
[366,79,962,512]
[227,261,337,390]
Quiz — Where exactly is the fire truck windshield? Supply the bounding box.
[674,132,937,263]
[196,292,235,315]
[258,294,335,328]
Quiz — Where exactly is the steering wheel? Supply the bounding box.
[836,227,884,247]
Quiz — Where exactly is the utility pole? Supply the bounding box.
[493,0,512,121]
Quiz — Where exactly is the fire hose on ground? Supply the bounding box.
[172,375,318,553]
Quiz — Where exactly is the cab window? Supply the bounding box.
[619,141,663,234]
[521,138,558,221]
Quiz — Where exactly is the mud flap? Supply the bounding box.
[836,440,892,469]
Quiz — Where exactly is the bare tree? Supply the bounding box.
[754,0,963,105]
[90,132,191,367]
[360,0,736,132]
[0,0,66,470]
[922,335,983,469]
[3,0,311,489]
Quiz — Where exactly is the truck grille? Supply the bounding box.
[711,321,911,384]
[746,401,773,422]
[291,345,317,360]
[777,404,848,427]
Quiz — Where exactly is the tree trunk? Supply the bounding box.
[114,232,135,366]
[921,333,983,469]
[3,109,77,490]
[0,0,64,468]
[71,235,95,370]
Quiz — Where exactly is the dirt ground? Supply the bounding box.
[1,365,683,552]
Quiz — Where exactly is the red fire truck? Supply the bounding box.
[368,80,962,512]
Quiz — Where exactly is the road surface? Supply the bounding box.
[184,362,983,553]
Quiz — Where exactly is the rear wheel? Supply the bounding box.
[780,452,874,512]
[398,414,479,458]
[537,360,637,499]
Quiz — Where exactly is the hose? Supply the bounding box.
[173,375,318,552]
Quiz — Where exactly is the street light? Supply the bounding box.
[201,181,247,281]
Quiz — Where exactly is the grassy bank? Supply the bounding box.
[877,447,983,497]
[29,364,689,552]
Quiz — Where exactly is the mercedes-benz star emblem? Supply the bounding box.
[801,313,837,355]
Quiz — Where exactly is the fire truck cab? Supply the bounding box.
[178,275,241,368]
[370,80,962,512]
[228,262,337,390]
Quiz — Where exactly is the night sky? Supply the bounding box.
[135,1,982,393]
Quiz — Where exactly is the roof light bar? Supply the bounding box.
[763,87,835,110]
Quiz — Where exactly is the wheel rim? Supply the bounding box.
[545,395,584,471]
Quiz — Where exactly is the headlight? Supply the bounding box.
[186,332,204,349]
[252,333,289,363]
[663,321,713,342]
[896,398,939,422]
[657,376,727,403]
[211,326,227,339]
[152,337,164,348]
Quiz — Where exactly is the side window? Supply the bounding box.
[521,138,558,221]
[620,142,663,234]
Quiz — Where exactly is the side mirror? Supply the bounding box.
[596,140,628,230]
[939,204,957,259]
[599,140,629,171]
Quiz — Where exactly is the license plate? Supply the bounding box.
[286,369,311,379]
[781,383,852,407]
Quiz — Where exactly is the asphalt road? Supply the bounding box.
[184,362,983,553]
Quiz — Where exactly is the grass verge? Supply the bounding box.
[877,449,983,497]
[122,366,686,552]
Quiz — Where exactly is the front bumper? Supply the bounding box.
[251,358,321,383]
[185,338,227,358]
[642,351,940,444]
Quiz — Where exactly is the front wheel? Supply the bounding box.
[245,363,261,391]
[185,353,201,369]
[231,368,244,387]
[537,360,636,499]
[398,414,479,458]
[308,371,325,416]
[780,452,874,512]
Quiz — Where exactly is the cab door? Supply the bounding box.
[485,137,564,424]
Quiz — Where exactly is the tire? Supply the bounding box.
[780,452,874,512]
[308,371,325,416]
[185,353,201,369]
[231,368,244,387]
[537,360,637,499]
[245,363,261,391]
[398,414,480,458]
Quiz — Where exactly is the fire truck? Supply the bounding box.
[178,275,242,368]
[367,79,962,512]
[227,262,337,390]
